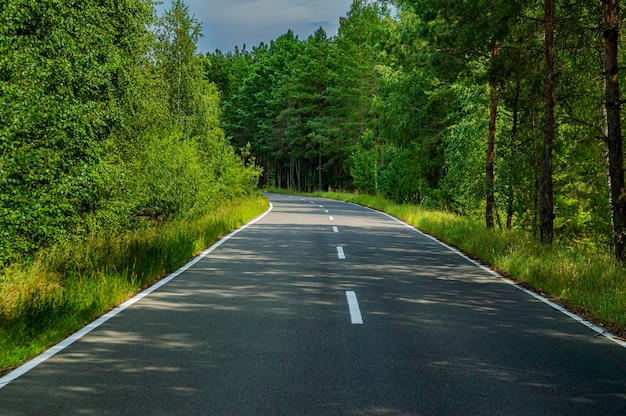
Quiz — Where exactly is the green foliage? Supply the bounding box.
[155,0,206,135]
[133,129,215,220]
[442,83,490,214]
[347,130,380,194]
[0,0,259,267]
[0,0,152,264]
[207,1,393,191]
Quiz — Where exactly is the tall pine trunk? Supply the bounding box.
[540,0,556,244]
[486,41,499,229]
[603,0,626,262]
[507,77,521,230]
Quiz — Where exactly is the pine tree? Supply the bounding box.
[602,0,626,261]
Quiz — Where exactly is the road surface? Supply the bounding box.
[1,193,626,415]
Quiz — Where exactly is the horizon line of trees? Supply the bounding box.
[206,0,626,261]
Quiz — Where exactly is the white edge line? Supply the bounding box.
[0,201,275,389]
[346,291,363,324]
[360,205,626,349]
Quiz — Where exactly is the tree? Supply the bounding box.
[540,0,556,244]
[0,0,259,266]
[486,39,499,229]
[602,0,626,261]
[396,0,529,226]
[155,0,204,135]
[287,28,334,191]
[0,0,154,264]
[134,0,260,220]
[333,0,391,193]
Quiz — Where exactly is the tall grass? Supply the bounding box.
[312,191,626,336]
[0,195,269,373]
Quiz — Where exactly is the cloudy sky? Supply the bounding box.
[156,0,354,54]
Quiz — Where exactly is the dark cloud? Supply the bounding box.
[157,0,353,53]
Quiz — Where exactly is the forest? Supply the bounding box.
[0,0,260,268]
[2,0,624,266]
[206,0,626,261]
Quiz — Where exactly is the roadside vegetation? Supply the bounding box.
[1,1,263,374]
[0,194,268,373]
[309,191,626,338]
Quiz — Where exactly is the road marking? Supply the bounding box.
[319,205,324,208]
[329,216,335,221]
[337,246,346,259]
[346,291,363,324]
[324,210,329,213]
[333,226,339,233]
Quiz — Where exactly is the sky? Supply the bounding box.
[156,0,355,54]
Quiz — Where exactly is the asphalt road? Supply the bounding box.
[1,193,626,415]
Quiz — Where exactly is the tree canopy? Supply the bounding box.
[0,0,259,266]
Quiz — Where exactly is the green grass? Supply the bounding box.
[0,194,269,374]
[309,190,626,337]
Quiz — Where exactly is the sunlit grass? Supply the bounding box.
[0,195,269,373]
[312,191,626,336]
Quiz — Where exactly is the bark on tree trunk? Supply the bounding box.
[296,159,301,192]
[318,143,322,191]
[486,41,499,229]
[507,77,521,230]
[540,0,556,244]
[603,0,626,262]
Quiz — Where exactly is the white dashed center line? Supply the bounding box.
[337,246,346,259]
[333,226,339,233]
[346,291,363,324]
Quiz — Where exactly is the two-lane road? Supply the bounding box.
[1,193,626,415]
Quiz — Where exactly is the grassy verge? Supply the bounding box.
[308,191,626,337]
[0,194,269,374]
